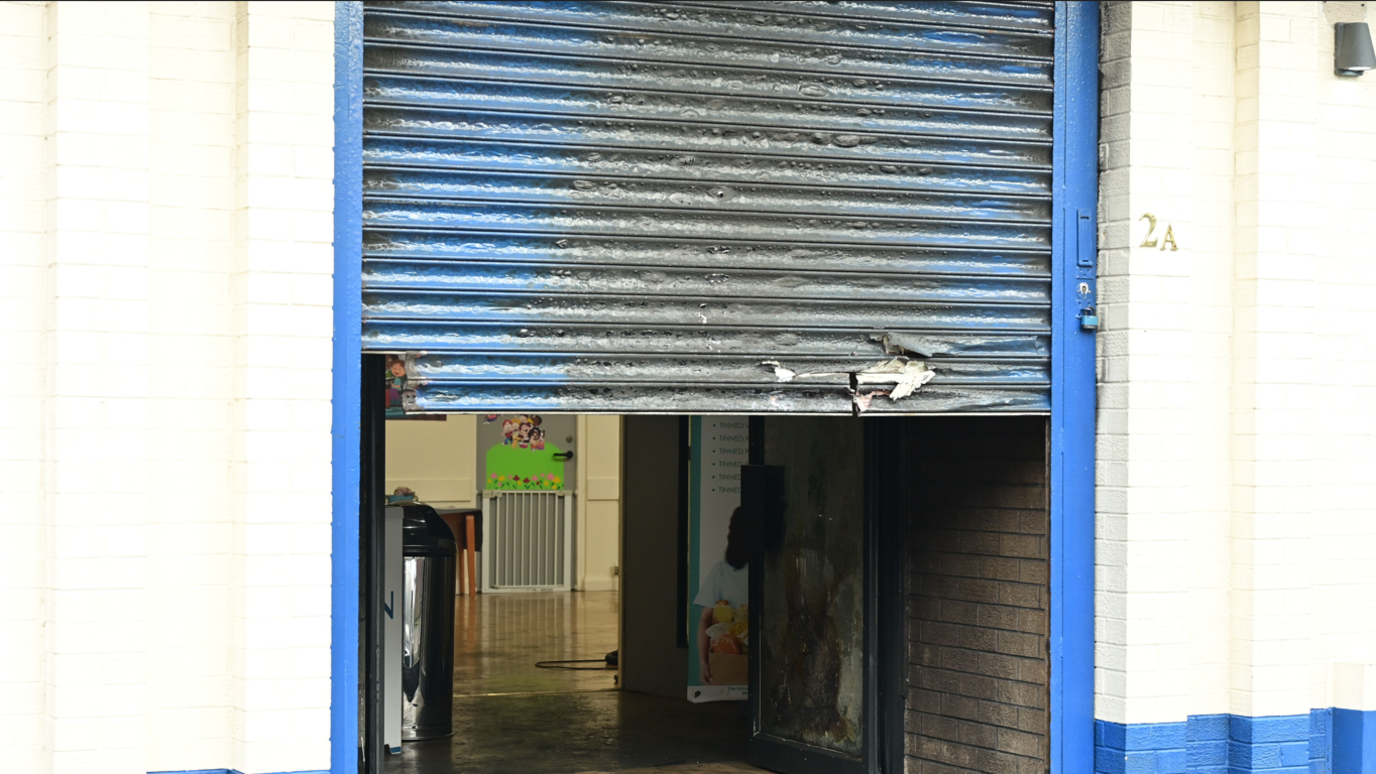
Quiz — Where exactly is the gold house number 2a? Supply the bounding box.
[1139,213,1179,251]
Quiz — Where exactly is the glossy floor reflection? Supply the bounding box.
[386,589,759,774]
[453,591,620,696]
[387,691,754,774]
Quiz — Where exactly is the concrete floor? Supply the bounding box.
[387,590,762,774]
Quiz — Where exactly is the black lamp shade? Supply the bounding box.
[1336,22,1376,76]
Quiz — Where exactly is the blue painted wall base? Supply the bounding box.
[1334,710,1376,774]
[1096,710,1376,774]
[149,769,329,774]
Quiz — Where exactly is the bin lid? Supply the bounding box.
[401,503,457,556]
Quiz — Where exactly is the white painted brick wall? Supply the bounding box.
[1099,0,1376,723]
[44,4,154,774]
[0,5,52,772]
[230,3,336,773]
[0,2,336,771]
[146,1,237,770]
[10,0,1376,767]
[1232,0,1319,720]
[1097,0,1219,725]
[1310,0,1376,714]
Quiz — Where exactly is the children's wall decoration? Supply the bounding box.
[483,414,566,490]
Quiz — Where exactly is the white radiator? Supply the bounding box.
[480,490,575,592]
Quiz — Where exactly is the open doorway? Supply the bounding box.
[377,410,756,774]
[360,391,1051,774]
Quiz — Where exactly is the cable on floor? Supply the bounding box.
[535,650,618,670]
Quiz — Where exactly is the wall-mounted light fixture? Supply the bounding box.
[1336,22,1376,76]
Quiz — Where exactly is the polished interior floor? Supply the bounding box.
[388,691,753,774]
[453,590,621,696]
[385,589,759,774]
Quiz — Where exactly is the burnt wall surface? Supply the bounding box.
[904,416,1050,774]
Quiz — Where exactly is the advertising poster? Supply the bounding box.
[686,416,750,703]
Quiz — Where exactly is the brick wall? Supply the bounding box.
[1097,0,1239,725]
[1310,0,1376,714]
[42,4,155,772]
[905,416,1050,774]
[147,2,237,768]
[0,2,336,772]
[0,4,50,772]
[230,3,336,771]
[1098,2,1376,737]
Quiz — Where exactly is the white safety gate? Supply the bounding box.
[480,490,575,592]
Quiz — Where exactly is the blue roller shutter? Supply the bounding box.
[360,0,1054,414]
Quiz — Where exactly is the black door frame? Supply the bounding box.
[744,417,906,774]
[361,354,388,774]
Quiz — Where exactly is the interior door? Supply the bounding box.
[745,417,878,774]
[475,413,578,492]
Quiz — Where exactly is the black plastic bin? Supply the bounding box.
[400,504,456,741]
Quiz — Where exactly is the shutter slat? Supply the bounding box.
[361,0,1055,414]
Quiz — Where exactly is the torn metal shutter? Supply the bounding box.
[360,0,1053,414]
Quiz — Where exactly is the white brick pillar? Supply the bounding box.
[1097,0,1215,726]
[1230,0,1317,719]
[0,3,53,772]
[230,2,336,772]
[42,2,152,772]
[1311,0,1376,709]
[145,1,238,769]
[1099,0,1250,725]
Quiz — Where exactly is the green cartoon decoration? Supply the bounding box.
[485,414,566,491]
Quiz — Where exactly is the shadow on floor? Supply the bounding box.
[386,690,755,774]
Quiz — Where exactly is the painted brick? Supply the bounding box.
[0,1,336,772]
[1096,0,1376,734]
[907,417,1050,774]
[7,1,1376,773]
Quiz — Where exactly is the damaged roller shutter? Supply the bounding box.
[360,0,1054,414]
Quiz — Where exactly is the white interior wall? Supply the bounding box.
[576,415,622,592]
[384,413,623,592]
[385,415,478,509]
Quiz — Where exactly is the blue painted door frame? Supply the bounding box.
[331,4,364,774]
[1050,3,1099,774]
[328,3,1099,774]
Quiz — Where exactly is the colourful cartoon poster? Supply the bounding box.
[686,416,750,703]
[383,354,444,421]
[483,414,566,491]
